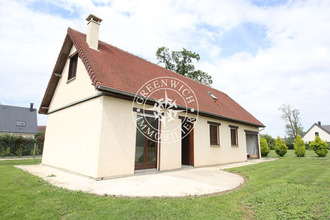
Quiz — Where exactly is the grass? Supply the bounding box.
[0,150,329,219]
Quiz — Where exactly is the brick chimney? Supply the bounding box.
[86,14,102,50]
[318,121,321,126]
[30,103,34,111]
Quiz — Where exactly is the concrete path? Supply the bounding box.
[17,158,276,197]
[0,156,41,161]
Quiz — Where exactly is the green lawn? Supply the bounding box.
[0,150,329,219]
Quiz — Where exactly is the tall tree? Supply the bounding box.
[279,104,304,143]
[156,47,213,86]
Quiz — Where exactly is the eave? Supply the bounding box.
[39,34,73,114]
[98,85,265,128]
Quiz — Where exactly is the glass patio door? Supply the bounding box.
[135,115,158,170]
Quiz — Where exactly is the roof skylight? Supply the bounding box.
[16,121,26,127]
[207,91,218,100]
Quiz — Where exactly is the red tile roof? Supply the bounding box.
[40,28,264,127]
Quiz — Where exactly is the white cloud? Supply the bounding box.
[0,0,329,138]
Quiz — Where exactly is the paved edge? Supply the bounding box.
[16,158,277,198]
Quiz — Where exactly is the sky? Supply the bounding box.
[0,0,329,138]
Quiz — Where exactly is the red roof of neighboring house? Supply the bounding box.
[37,126,46,133]
[39,28,264,127]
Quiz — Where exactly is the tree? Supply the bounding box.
[260,134,276,149]
[260,138,270,156]
[279,104,303,144]
[294,135,306,157]
[156,47,213,86]
[274,136,288,157]
[310,136,328,157]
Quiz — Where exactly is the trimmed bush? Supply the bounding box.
[274,136,288,156]
[260,138,270,156]
[310,136,328,157]
[294,135,306,157]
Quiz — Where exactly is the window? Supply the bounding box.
[68,53,78,80]
[208,121,220,145]
[230,125,238,146]
[207,91,218,100]
[210,125,219,145]
[16,121,26,127]
[315,132,319,136]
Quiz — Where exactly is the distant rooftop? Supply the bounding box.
[0,104,38,134]
[320,124,330,134]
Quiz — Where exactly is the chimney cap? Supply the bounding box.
[30,103,34,111]
[86,14,102,23]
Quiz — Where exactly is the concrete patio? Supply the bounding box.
[16,158,276,197]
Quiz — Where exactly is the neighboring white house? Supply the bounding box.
[303,122,330,143]
[0,103,38,138]
[39,14,265,179]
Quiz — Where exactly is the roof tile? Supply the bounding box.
[40,28,264,127]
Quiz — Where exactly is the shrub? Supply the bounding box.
[286,143,294,150]
[0,133,43,157]
[274,136,288,156]
[294,135,306,157]
[15,148,23,157]
[305,142,313,150]
[21,137,35,156]
[310,136,328,157]
[260,138,270,156]
[4,147,11,156]
[14,135,23,156]
[0,134,18,156]
[260,134,276,149]
[35,134,45,155]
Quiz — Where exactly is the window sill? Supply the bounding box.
[231,145,239,147]
[210,144,220,147]
[66,77,76,83]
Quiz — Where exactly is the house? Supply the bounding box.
[39,14,265,179]
[0,103,38,138]
[303,121,330,142]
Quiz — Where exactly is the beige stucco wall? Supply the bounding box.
[159,118,182,171]
[157,111,260,170]
[303,125,330,142]
[43,44,103,178]
[49,45,99,112]
[42,97,103,178]
[96,96,137,178]
[96,98,183,177]
[44,89,261,178]
[193,115,260,167]
[96,97,182,177]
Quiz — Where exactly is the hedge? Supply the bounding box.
[0,133,44,157]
